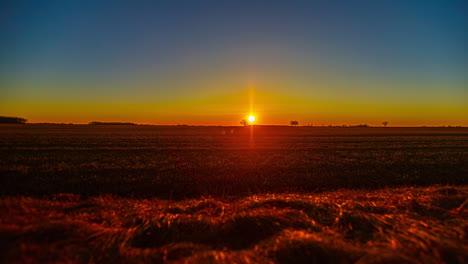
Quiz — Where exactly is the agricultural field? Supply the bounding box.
[0,125,467,263]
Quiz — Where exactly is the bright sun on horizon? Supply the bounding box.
[248,115,255,124]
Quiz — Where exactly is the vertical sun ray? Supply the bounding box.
[248,82,255,116]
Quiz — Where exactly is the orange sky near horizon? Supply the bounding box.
[2,87,466,127]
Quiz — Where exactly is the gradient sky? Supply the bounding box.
[1,0,467,125]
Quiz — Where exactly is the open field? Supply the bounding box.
[0,125,467,263]
[1,125,467,198]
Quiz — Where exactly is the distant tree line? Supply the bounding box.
[89,121,136,125]
[0,116,27,124]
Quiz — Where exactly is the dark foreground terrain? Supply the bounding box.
[1,186,467,263]
[0,125,467,263]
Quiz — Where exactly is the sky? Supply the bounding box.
[1,0,467,126]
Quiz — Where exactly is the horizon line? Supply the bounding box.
[6,122,467,128]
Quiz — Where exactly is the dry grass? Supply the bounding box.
[1,186,466,263]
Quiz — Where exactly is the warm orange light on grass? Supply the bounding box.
[248,115,255,124]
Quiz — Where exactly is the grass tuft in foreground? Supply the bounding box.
[1,185,467,263]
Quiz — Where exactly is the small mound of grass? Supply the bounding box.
[221,209,315,249]
[251,199,339,225]
[131,217,216,248]
[261,230,361,264]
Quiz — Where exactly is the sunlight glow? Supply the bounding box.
[248,115,255,124]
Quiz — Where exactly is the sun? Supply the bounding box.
[248,115,255,124]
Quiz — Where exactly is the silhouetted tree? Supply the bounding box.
[290,120,299,126]
[382,121,388,127]
[0,116,27,124]
[240,119,247,126]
